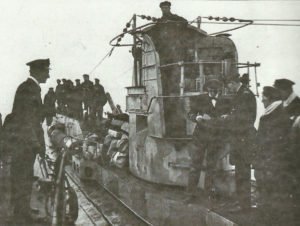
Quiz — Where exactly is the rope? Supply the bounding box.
[89,47,115,75]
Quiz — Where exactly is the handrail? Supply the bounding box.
[159,61,261,68]
[146,95,198,113]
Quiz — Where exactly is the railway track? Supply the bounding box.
[66,167,153,226]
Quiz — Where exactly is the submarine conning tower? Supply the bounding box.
[126,21,239,186]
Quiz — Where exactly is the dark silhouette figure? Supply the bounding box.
[91,78,107,121]
[2,58,50,224]
[55,79,64,113]
[223,75,257,212]
[81,74,94,118]
[44,87,56,126]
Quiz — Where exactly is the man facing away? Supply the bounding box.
[3,58,50,224]
[222,74,257,212]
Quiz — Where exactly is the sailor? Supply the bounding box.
[158,1,188,24]
[44,87,56,126]
[60,78,68,113]
[65,80,76,117]
[91,78,107,121]
[74,79,83,119]
[186,79,231,200]
[55,79,64,113]
[255,86,294,225]
[81,74,94,117]
[222,74,257,212]
[2,58,50,224]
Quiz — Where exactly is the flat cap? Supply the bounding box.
[75,79,80,82]
[95,78,99,82]
[160,1,171,8]
[273,78,295,90]
[26,58,50,69]
[263,86,281,100]
[204,79,223,90]
[83,74,89,78]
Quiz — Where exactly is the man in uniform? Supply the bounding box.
[158,1,188,24]
[74,79,83,119]
[222,74,257,212]
[186,79,231,200]
[44,87,56,126]
[3,58,50,224]
[55,79,64,113]
[92,78,107,121]
[81,74,94,118]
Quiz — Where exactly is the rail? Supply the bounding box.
[66,170,153,226]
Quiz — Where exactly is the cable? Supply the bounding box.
[202,16,300,22]
[89,47,115,75]
[201,21,300,27]
[251,19,300,22]
[209,21,252,35]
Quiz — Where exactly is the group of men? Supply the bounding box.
[187,74,300,225]
[44,73,107,125]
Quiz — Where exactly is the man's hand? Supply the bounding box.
[37,153,45,162]
[196,114,211,122]
[202,114,211,120]
[221,114,229,119]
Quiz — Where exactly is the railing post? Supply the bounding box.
[197,16,202,29]
[179,61,185,95]
[198,60,205,92]
[132,14,138,86]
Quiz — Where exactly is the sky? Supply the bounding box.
[0,0,300,123]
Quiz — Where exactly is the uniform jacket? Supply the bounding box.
[81,80,94,103]
[188,93,232,145]
[44,92,56,117]
[3,78,45,158]
[93,84,107,106]
[55,84,64,100]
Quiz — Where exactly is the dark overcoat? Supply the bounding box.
[255,104,294,225]
[93,84,107,107]
[285,96,300,118]
[2,78,45,214]
[227,85,257,164]
[255,104,291,174]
